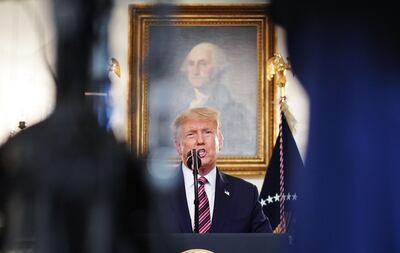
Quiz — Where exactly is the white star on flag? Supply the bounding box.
[287,193,292,200]
[260,198,267,207]
[292,193,298,200]
[267,195,274,204]
[273,193,280,202]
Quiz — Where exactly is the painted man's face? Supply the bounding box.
[185,46,215,88]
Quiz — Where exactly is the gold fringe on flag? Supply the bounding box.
[281,101,297,134]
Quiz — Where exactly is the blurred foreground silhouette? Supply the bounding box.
[0,0,154,252]
[272,2,400,253]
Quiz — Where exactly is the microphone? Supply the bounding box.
[186,149,202,233]
[186,149,202,170]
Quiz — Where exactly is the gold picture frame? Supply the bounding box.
[128,4,276,176]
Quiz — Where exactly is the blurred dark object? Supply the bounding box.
[0,0,152,252]
[0,111,150,253]
[271,2,400,253]
[18,121,26,130]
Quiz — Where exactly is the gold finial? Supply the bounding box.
[267,53,291,99]
[108,57,121,78]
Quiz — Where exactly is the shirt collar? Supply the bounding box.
[189,88,209,108]
[182,163,216,188]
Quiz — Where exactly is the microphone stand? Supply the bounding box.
[191,149,200,233]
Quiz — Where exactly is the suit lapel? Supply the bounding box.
[172,164,193,233]
[210,168,231,233]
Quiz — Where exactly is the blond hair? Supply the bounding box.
[173,107,221,140]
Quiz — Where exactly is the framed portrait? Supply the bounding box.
[128,4,277,175]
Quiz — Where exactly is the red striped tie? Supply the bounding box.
[198,176,211,234]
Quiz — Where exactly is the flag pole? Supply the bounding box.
[267,53,291,233]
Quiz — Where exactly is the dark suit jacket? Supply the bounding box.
[166,165,272,233]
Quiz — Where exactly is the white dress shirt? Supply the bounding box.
[182,163,216,230]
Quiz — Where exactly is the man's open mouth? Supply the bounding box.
[198,149,206,158]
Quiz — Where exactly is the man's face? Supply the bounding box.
[185,47,215,88]
[175,118,223,176]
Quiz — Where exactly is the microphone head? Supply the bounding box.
[186,149,201,169]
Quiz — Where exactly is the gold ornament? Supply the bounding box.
[267,53,291,88]
[267,53,297,131]
[108,57,121,78]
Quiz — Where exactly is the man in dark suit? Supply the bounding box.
[166,107,271,233]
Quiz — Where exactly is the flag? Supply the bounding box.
[259,113,304,232]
